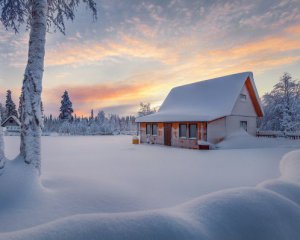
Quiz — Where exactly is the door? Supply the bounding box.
[164,123,172,146]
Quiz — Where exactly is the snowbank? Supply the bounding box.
[216,129,300,149]
[1,143,300,239]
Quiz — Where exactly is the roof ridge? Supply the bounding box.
[172,71,252,90]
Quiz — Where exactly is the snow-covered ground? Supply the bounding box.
[1,135,300,239]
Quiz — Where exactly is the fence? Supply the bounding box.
[257,130,300,139]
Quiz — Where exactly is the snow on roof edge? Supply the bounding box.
[136,71,263,123]
[1,115,21,126]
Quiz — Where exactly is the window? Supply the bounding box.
[152,124,158,135]
[240,121,247,131]
[240,94,247,101]
[189,124,197,139]
[179,124,187,138]
[146,124,151,135]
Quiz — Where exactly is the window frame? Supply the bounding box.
[240,121,247,131]
[146,123,151,135]
[240,93,247,101]
[179,124,187,138]
[152,123,158,136]
[189,124,197,139]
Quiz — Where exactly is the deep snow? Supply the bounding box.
[1,135,300,239]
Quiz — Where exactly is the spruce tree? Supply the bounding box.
[5,90,18,119]
[59,91,74,121]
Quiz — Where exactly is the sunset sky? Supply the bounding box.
[0,0,300,117]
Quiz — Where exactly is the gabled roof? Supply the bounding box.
[1,115,21,127]
[136,72,263,123]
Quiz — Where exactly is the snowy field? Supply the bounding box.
[1,135,300,239]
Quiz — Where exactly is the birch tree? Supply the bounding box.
[0,0,97,175]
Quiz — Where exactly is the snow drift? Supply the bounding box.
[217,129,300,149]
[1,148,300,240]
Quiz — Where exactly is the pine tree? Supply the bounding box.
[90,109,94,120]
[0,112,5,170]
[97,110,105,125]
[59,91,74,121]
[5,90,18,119]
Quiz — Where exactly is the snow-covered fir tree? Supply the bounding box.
[5,90,18,119]
[260,73,300,132]
[59,91,74,121]
[90,109,94,120]
[0,113,5,170]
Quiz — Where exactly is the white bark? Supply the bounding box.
[20,0,48,175]
[0,115,5,170]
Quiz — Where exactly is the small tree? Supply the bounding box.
[5,90,18,119]
[138,102,156,117]
[59,91,74,121]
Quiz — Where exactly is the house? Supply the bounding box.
[136,72,264,149]
[1,115,21,135]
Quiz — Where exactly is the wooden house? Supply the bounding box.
[136,72,264,149]
[1,115,21,135]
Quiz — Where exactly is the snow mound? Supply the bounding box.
[217,129,300,149]
[1,149,300,240]
[0,156,44,206]
[280,150,300,182]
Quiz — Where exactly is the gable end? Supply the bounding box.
[245,77,263,117]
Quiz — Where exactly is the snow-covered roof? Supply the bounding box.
[1,115,21,126]
[136,72,263,122]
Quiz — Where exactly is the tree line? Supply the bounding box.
[259,72,300,133]
[2,73,300,135]
[0,90,137,135]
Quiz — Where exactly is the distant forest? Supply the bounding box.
[1,72,299,135]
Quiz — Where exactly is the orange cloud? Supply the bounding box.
[41,23,300,116]
[177,24,300,82]
[285,24,300,35]
[45,35,178,67]
[43,71,173,116]
[207,35,300,60]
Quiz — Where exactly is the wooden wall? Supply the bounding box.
[139,122,207,149]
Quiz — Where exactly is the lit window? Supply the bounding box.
[179,124,187,138]
[146,124,151,135]
[240,94,247,101]
[189,124,197,138]
[152,124,158,135]
[240,121,247,131]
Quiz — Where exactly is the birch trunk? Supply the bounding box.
[20,0,48,175]
[0,115,5,170]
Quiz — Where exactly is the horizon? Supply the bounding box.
[0,0,299,117]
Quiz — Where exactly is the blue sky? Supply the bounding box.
[0,0,300,116]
